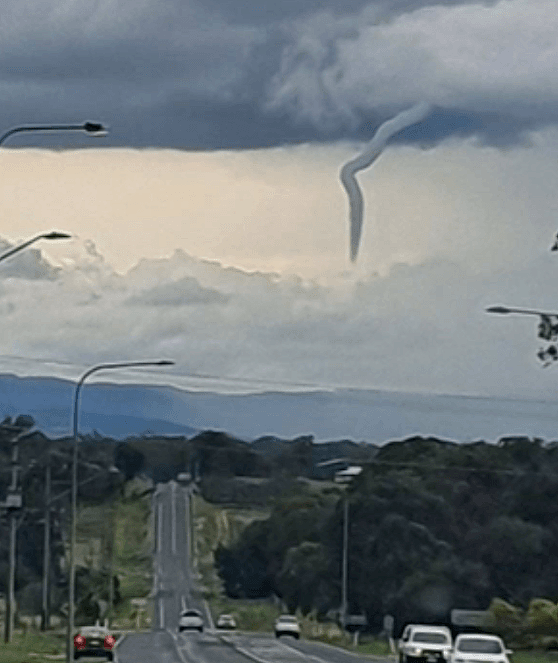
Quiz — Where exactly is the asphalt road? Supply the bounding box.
[115,481,386,663]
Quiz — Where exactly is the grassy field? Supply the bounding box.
[109,477,153,629]
[73,476,153,607]
[0,631,65,663]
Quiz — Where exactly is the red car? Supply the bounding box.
[74,625,117,660]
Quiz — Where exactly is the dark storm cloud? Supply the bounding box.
[0,0,552,149]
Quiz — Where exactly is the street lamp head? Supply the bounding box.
[43,231,71,240]
[486,305,511,314]
[155,360,175,366]
[82,121,108,136]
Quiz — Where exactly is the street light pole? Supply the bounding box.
[1,228,71,634]
[41,457,52,631]
[0,122,107,147]
[3,422,32,643]
[341,496,349,632]
[0,231,71,264]
[66,360,174,663]
[486,305,558,366]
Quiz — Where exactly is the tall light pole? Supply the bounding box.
[0,231,70,639]
[0,231,71,264]
[485,305,557,317]
[0,120,104,640]
[486,305,558,366]
[67,360,174,663]
[0,122,107,147]
[2,421,32,643]
[341,496,349,631]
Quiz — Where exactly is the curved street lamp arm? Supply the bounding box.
[0,232,71,264]
[72,360,174,438]
[486,305,558,318]
[0,122,108,147]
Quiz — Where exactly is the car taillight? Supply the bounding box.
[74,635,86,649]
[104,635,116,649]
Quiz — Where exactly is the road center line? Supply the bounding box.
[159,597,164,629]
[157,501,163,553]
[171,481,177,554]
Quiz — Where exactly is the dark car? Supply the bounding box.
[74,625,117,660]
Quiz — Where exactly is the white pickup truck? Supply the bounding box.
[398,624,453,663]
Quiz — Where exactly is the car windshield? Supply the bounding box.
[182,610,201,617]
[413,632,449,644]
[457,638,503,653]
[278,616,298,622]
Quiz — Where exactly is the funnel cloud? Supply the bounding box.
[340,102,432,262]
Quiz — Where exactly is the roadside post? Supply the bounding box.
[345,614,367,646]
[384,614,395,653]
[131,598,147,630]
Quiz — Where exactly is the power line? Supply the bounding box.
[358,457,558,477]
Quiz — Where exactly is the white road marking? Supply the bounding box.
[203,598,215,631]
[222,636,322,663]
[184,490,190,562]
[159,597,165,629]
[281,639,333,663]
[157,501,163,553]
[171,481,177,554]
[167,629,189,663]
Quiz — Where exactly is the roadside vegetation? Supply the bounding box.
[6,420,558,657]
[214,436,558,643]
[109,477,153,629]
[0,631,65,663]
[192,493,277,631]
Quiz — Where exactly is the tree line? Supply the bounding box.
[215,435,558,636]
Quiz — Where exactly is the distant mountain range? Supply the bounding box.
[1,372,558,443]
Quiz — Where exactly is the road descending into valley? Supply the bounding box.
[116,481,384,663]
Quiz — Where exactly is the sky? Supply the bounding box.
[1,0,558,409]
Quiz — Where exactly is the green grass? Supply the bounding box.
[0,631,65,663]
[110,478,153,628]
[69,477,153,629]
[512,651,558,663]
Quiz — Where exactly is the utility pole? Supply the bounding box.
[341,496,349,632]
[3,424,25,643]
[41,457,51,631]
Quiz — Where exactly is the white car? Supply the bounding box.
[398,624,452,663]
[274,614,301,638]
[451,633,511,663]
[216,613,237,629]
[178,608,204,632]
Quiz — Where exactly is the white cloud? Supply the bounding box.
[0,233,554,401]
[125,276,229,306]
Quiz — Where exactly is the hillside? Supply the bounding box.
[3,373,558,442]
